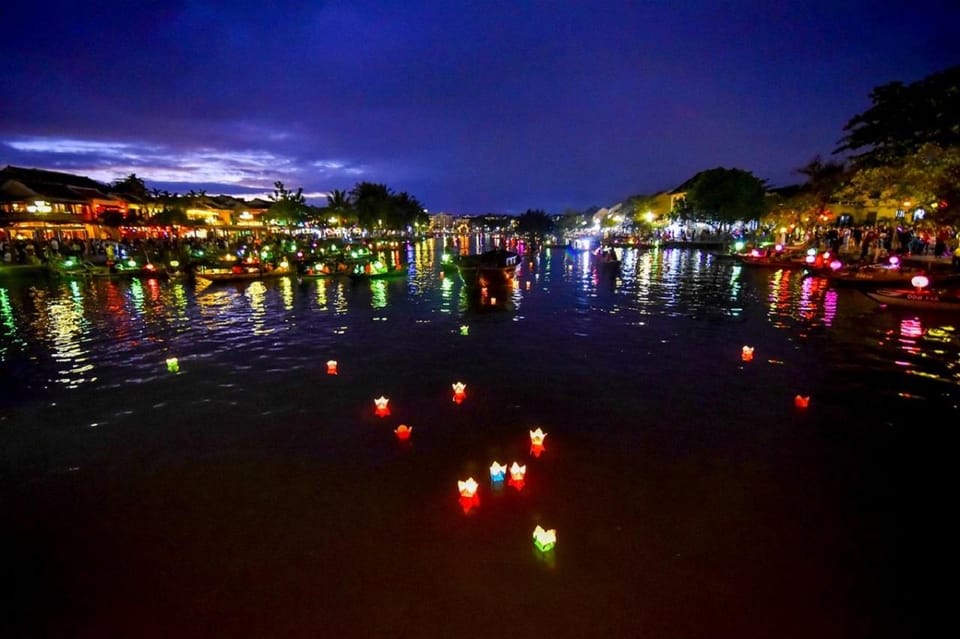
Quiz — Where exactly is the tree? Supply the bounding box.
[326,189,352,225]
[111,173,149,199]
[836,65,960,168]
[679,167,768,226]
[350,182,393,229]
[516,209,554,236]
[791,155,847,219]
[267,181,308,226]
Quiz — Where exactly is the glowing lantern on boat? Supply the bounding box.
[374,396,390,417]
[452,382,467,404]
[911,274,930,289]
[889,256,900,266]
[489,462,507,483]
[749,249,761,257]
[529,428,547,447]
[774,244,783,252]
[458,477,479,498]
[509,462,526,481]
[395,424,412,441]
[532,525,557,552]
[326,360,338,375]
[741,346,754,362]
[794,395,810,409]
[806,248,817,257]
[166,357,179,373]
[805,255,815,264]
[829,259,843,271]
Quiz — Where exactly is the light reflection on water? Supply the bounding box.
[0,242,959,407]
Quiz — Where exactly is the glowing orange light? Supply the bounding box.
[458,477,479,498]
[529,427,547,447]
[395,424,412,441]
[452,381,467,404]
[741,346,754,362]
[530,443,545,458]
[374,396,390,417]
[326,360,338,375]
[508,477,525,491]
[794,395,810,409]
[911,274,929,289]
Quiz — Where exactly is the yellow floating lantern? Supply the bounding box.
[165,357,179,373]
[794,395,810,409]
[327,360,338,375]
[458,477,479,498]
[395,424,412,441]
[532,525,557,552]
[529,427,547,447]
[374,396,391,417]
[741,346,754,362]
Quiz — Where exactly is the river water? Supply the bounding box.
[1,240,955,638]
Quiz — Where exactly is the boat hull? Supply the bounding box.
[864,288,960,311]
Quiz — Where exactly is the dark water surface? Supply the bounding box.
[1,242,955,638]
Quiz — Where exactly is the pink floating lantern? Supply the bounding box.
[829,259,843,271]
[741,345,754,362]
[452,381,467,404]
[458,477,479,498]
[326,360,338,375]
[794,395,810,409]
[374,396,391,417]
[394,424,412,441]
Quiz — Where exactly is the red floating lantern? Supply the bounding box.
[794,395,810,409]
[452,381,467,404]
[530,443,545,458]
[326,360,338,375]
[741,346,754,362]
[395,424,412,441]
[458,494,480,514]
[374,396,390,417]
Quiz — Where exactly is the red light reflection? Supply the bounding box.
[458,494,480,514]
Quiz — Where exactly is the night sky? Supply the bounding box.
[2,1,958,213]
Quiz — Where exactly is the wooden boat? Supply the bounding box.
[737,248,809,269]
[864,287,960,311]
[456,249,519,287]
[349,265,407,281]
[195,264,293,282]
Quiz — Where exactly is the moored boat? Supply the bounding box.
[195,263,293,282]
[864,287,960,311]
[736,246,809,269]
[456,249,519,287]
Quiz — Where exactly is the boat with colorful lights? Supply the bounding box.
[195,263,293,282]
[863,273,960,310]
[456,249,520,287]
[736,246,809,268]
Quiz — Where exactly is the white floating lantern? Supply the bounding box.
[458,477,479,498]
[533,525,557,552]
[529,427,547,447]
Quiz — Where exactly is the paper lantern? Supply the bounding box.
[458,477,479,498]
[395,424,412,441]
[794,395,810,409]
[529,428,547,447]
[489,462,507,483]
[829,259,843,271]
[889,255,900,266]
[459,494,479,514]
[374,396,391,417]
[452,381,467,404]
[326,360,338,375]
[509,462,526,481]
[460,325,469,336]
[741,346,754,362]
[532,525,557,552]
[165,357,179,373]
[911,274,929,289]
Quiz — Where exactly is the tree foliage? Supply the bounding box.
[111,173,149,199]
[836,65,960,168]
[349,182,427,231]
[678,167,768,224]
[515,209,554,235]
[267,181,308,226]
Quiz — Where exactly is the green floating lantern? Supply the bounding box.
[460,325,469,336]
[533,525,556,552]
[166,357,179,373]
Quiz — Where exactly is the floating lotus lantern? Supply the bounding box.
[395,424,412,441]
[489,462,507,483]
[532,525,557,552]
[460,325,470,336]
[529,427,547,447]
[459,494,480,514]
[741,346,754,362]
[165,357,179,373]
[458,477,479,498]
[374,396,391,417]
[452,381,467,404]
[794,395,810,409]
[509,462,526,481]
[326,360,338,375]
